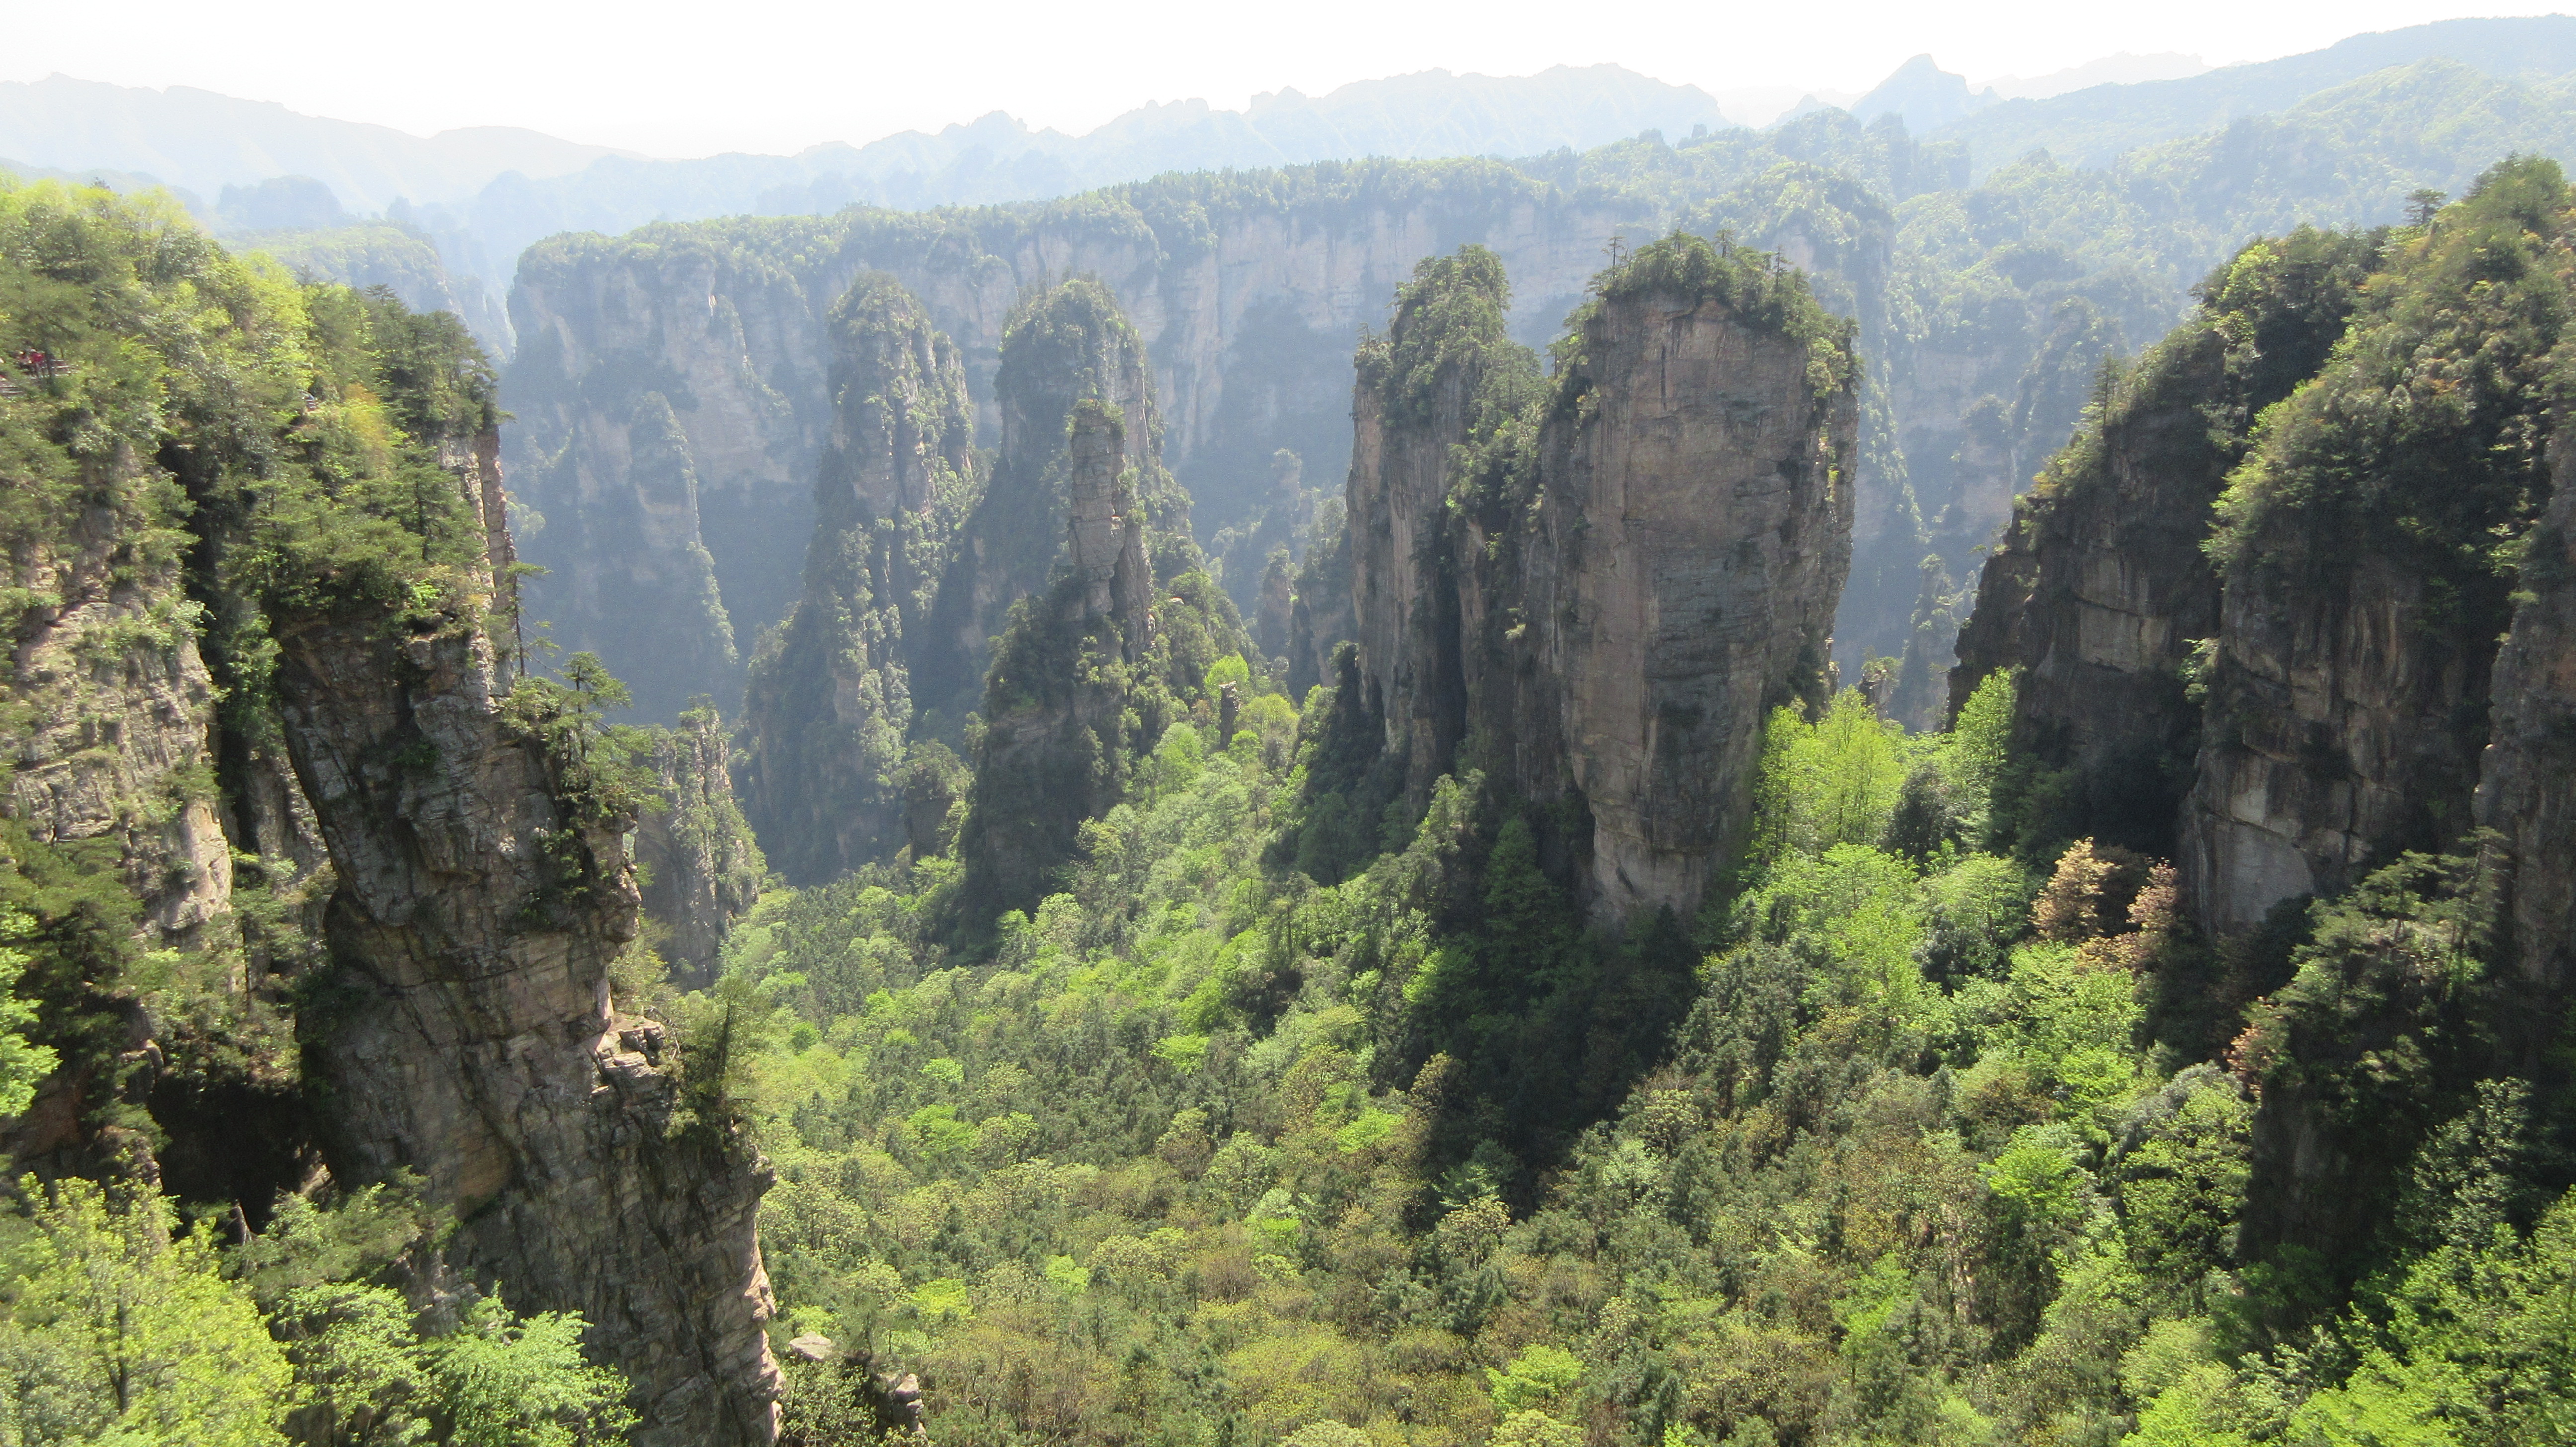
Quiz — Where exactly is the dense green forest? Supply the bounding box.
[9,108,2576,1447]
[712,666,2575,1445]
[690,176,2576,1442]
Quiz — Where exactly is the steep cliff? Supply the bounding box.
[1343,237,1858,922]
[639,703,767,981]
[276,618,780,1446]
[502,163,1682,720]
[952,312,1251,925]
[0,184,782,1443]
[2,448,234,943]
[2475,438,2576,1061]
[738,275,978,883]
[1951,227,2377,855]
[916,278,1188,719]
[1937,163,2576,1276]
[2183,166,2568,930]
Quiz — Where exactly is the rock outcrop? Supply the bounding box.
[1344,239,1858,922]
[276,606,780,1446]
[2475,440,2576,1061]
[0,196,784,1442]
[739,275,979,883]
[259,374,789,1447]
[948,284,1250,924]
[501,173,1663,720]
[638,704,766,982]
[1951,228,2376,856]
[952,400,1151,918]
[917,278,1186,716]
[2177,194,2561,932]
[2,455,233,941]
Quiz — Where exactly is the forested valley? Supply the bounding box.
[4,24,2576,1447]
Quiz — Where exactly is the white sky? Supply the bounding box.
[7,0,2566,157]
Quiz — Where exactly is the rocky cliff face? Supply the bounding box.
[2474,440,2576,1061]
[1953,187,2564,937]
[639,704,766,982]
[948,280,1250,923]
[0,198,785,1441]
[2,456,233,942]
[275,604,780,1446]
[918,279,1182,717]
[1952,229,2376,856]
[953,401,1156,919]
[2177,190,2563,932]
[1345,239,1858,922]
[2182,552,2510,931]
[738,275,978,883]
[503,175,1656,719]
[1505,258,1856,920]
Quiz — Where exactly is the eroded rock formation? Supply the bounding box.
[4,455,233,941]
[739,275,978,883]
[1345,239,1858,922]
[2473,442,2576,1057]
[638,704,766,982]
[1951,228,2374,858]
[947,280,1249,923]
[502,181,1655,719]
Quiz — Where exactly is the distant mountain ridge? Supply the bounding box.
[1935,14,2576,172]
[18,16,2576,360]
[0,74,626,210]
[0,65,1731,216]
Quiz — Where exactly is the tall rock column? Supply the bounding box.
[2474,442,2576,1061]
[739,275,979,884]
[639,703,767,983]
[1342,238,1860,923]
[278,616,781,1446]
[1064,401,1152,643]
[947,280,1250,927]
[1346,250,1501,808]
[918,278,1197,718]
[1494,246,1857,920]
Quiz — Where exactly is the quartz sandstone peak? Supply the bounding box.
[272,422,784,1445]
[1346,239,1857,922]
[740,274,978,884]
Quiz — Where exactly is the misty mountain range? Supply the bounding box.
[10,14,2576,357]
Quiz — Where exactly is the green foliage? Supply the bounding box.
[1583,231,1859,404]
[0,1177,293,1446]
[1353,246,1530,423]
[423,1297,637,1447]
[0,912,60,1121]
[497,652,653,827]
[2213,157,2573,597]
[709,645,2341,1447]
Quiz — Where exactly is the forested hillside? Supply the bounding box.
[9,51,2576,1447]
[668,169,2576,1445]
[0,175,778,1444]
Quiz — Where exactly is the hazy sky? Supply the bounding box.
[8,0,2564,156]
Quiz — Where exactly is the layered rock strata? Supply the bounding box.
[277,613,781,1447]
[3,456,233,940]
